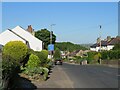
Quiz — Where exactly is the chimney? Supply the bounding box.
[107,36,111,42]
[27,25,33,33]
[97,37,100,43]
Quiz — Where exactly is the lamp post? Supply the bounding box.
[50,24,56,44]
[99,25,102,52]
[50,24,56,61]
[99,25,102,64]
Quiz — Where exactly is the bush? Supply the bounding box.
[2,41,28,62]
[35,50,48,66]
[21,67,43,76]
[40,50,49,60]
[25,54,41,68]
[2,41,28,89]
[87,51,97,63]
[100,51,108,60]
[42,67,49,80]
[54,48,61,59]
[21,54,42,76]
[101,50,120,60]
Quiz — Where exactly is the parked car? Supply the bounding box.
[54,58,63,65]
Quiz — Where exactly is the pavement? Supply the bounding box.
[32,65,74,88]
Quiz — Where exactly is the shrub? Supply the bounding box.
[40,50,49,60]
[42,67,49,80]
[54,48,61,59]
[2,41,28,62]
[25,54,41,68]
[101,51,108,60]
[101,50,120,60]
[94,53,101,61]
[27,48,35,55]
[21,54,42,76]
[22,67,43,76]
[2,41,28,89]
[35,50,48,66]
[87,51,97,63]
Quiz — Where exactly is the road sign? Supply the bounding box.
[48,44,54,51]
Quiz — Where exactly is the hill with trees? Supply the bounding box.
[55,42,87,52]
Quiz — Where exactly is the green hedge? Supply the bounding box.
[2,41,28,62]
[101,50,120,60]
[2,41,28,89]
[35,50,48,66]
[86,51,97,63]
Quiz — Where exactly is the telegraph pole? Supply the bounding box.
[99,25,102,64]
[99,25,102,52]
[50,24,56,61]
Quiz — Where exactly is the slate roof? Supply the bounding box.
[90,37,120,48]
[108,37,120,45]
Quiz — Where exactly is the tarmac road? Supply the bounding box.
[59,63,118,88]
[34,62,118,88]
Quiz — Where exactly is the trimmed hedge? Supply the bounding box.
[35,50,48,66]
[2,41,28,62]
[2,41,28,89]
[86,51,97,63]
[101,50,120,60]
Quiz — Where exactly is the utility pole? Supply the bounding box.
[99,25,102,64]
[99,25,102,52]
[50,24,56,61]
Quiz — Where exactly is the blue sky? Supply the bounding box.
[2,2,118,44]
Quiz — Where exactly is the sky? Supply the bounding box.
[2,2,118,44]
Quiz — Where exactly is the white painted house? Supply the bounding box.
[0,26,43,51]
[90,36,120,52]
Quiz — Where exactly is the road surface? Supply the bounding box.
[34,62,118,88]
[60,63,118,88]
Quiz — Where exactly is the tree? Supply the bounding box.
[54,48,61,59]
[113,43,120,50]
[55,42,87,52]
[35,29,56,49]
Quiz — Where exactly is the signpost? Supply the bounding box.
[48,44,54,51]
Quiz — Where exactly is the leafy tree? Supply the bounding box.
[113,43,120,50]
[54,48,61,59]
[55,42,87,52]
[35,29,56,49]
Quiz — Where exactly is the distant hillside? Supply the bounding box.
[80,44,93,49]
[55,42,88,52]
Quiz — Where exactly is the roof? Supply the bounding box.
[101,41,108,46]
[90,37,120,48]
[90,43,99,48]
[0,26,43,51]
[108,37,120,45]
[0,29,26,46]
[69,50,80,56]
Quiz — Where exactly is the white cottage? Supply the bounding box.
[90,36,120,52]
[0,26,43,51]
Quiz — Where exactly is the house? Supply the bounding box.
[90,36,120,52]
[67,50,88,58]
[61,51,66,58]
[0,26,43,51]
